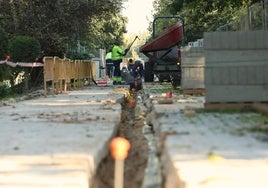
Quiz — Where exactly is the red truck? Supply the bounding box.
[140,16,184,87]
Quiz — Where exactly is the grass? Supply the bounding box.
[235,113,268,133]
[86,134,94,138]
[193,108,268,137]
[13,146,20,150]
[247,121,268,134]
[0,93,21,101]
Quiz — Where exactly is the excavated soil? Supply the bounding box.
[92,96,149,188]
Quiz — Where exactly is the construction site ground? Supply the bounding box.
[0,82,268,188]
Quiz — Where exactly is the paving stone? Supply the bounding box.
[0,87,125,188]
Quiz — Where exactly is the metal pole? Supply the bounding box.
[262,0,265,30]
[247,3,251,30]
[263,0,267,30]
[152,15,185,39]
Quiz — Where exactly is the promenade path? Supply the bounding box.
[0,83,268,188]
[0,87,125,188]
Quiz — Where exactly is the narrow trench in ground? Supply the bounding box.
[92,94,149,188]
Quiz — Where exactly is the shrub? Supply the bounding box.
[8,35,41,62]
[0,27,8,60]
[0,84,7,98]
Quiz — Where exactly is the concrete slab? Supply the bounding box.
[0,87,126,187]
[143,83,268,188]
[2,82,268,188]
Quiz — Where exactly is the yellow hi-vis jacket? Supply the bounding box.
[105,52,112,60]
[112,45,125,60]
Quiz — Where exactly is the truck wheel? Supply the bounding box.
[159,74,170,82]
[171,73,181,88]
[144,61,154,82]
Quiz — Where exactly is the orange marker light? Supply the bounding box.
[110,137,131,188]
[166,90,172,98]
[110,137,131,160]
[128,99,135,108]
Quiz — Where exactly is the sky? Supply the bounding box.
[122,0,155,34]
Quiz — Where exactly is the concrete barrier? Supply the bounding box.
[181,46,205,94]
[204,30,268,103]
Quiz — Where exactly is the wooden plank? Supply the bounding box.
[205,85,268,102]
[252,103,268,116]
[204,102,254,111]
[204,102,268,113]
[181,88,205,95]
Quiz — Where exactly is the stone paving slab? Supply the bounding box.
[163,112,268,188]
[0,87,126,188]
[147,90,268,188]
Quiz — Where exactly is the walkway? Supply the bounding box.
[0,87,125,187]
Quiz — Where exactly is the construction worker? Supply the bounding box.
[128,59,144,91]
[128,59,144,78]
[111,42,129,85]
[127,58,134,75]
[105,51,113,78]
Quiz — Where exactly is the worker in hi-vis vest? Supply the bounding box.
[105,51,113,78]
[111,41,129,85]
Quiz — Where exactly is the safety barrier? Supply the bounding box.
[0,60,44,67]
[43,56,95,96]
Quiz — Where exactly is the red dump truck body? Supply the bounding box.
[140,22,184,52]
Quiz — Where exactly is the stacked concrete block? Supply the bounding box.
[181,46,205,90]
[204,30,268,103]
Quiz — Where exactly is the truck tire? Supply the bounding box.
[159,74,170,82]
[144,61,154,82]
[171,72,181,88]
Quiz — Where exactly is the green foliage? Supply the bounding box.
[8,35,41,62]
[66,51,93,60]
[0,65,11,82]
[0,27,8,59]
[0,0,127,57]
[0,28,12,86]
[0,0,127,97]
[3,38,41,96]
[85,14,127,54]
[152,0,258,43]
[0,81,24,99]
[0,82,8,98]
[0,27,11,84]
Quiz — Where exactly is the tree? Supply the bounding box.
[85,14,127,53]
[152,0,260,42]
[0,27,8,59]
[8,35,41,90]
[8,35,40,62]
[0,27,10,84]
[0,0,127,57]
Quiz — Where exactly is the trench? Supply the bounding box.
[92,90,162,188]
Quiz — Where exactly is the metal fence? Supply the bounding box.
[217,0,268,31]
